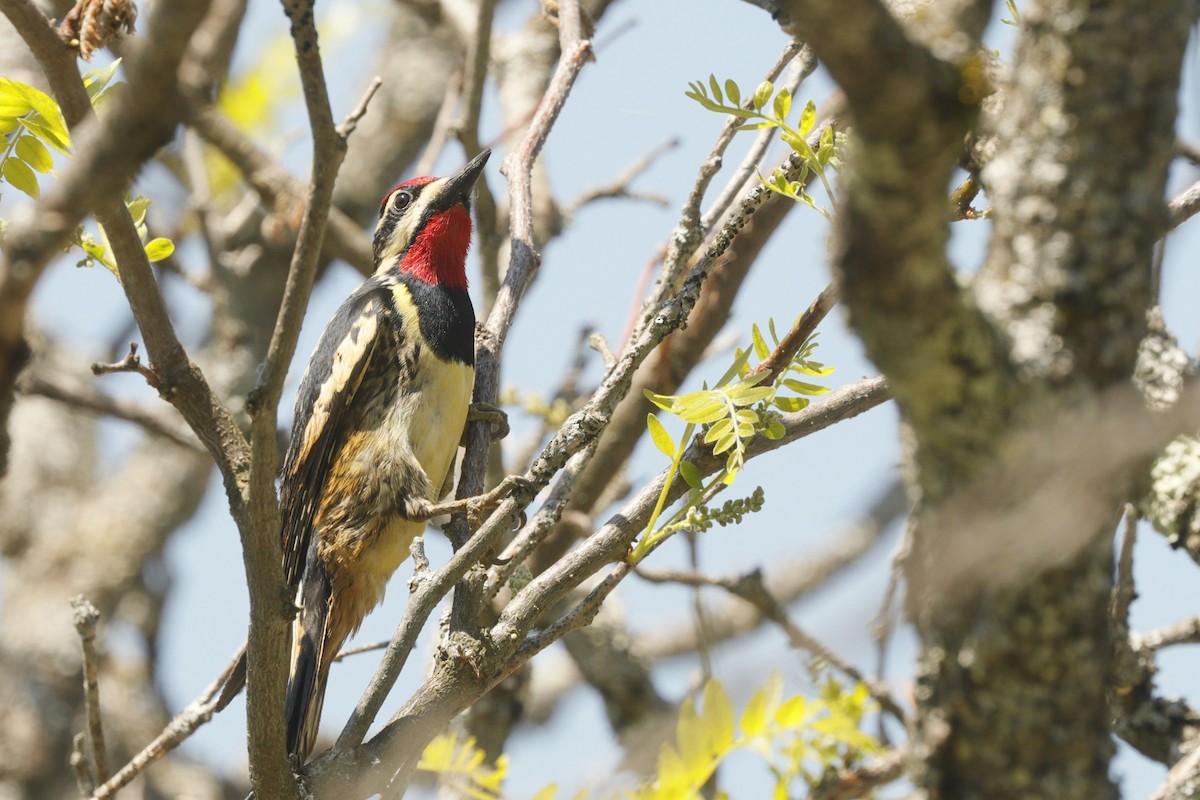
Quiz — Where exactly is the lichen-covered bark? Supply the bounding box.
[779,0,1192,796]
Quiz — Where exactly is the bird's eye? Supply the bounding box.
[392,190,413,212]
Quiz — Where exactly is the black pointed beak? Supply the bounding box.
[436,148,491,211]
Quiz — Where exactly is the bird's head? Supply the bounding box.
[372,148,491,289]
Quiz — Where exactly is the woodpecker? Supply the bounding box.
[269,148,509,761]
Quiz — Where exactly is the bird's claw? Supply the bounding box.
[465,474,535,529]
[466,402,510,442]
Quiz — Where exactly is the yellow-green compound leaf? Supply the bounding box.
[530,786,558,800]
[2,157,39,198]
[647,413,676,458]
[679,460,703,491]
[0,117,19,136]
[143,237,175,262]
[14,135,53,173]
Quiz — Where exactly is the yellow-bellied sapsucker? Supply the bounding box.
[220,149,518,762]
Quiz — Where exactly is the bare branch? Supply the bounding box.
[567,138,679,214]
[87,649,244,800]
[71,596,109,786]
[186,102,374,275]
[1169,177,1200,231]
[1134,617,1200,651]
[88,342,162,390]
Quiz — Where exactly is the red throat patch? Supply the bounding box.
[400,205,472,289]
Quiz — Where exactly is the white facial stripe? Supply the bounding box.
[373,176,451,265]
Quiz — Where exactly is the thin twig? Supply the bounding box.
[186,101,374,275]
[1168,176,1200,231]
[413,68,464,176]
[88,649,244,800]
[567,138,679,214]
[749,281,838,385]
[18,370,199,450]
[72,596,109,786]
[336,75,383,139]
[629,38,806,348]
[951,174,983,220]
[1133,616,1200,651]
[90,342,162,390]
[485,441,599,601]
[71,733,95,797]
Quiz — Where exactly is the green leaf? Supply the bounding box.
[143,237,175,262]
[753,80,773,110]
[799,99,817,136]
[751,323,770,359]
[0,80,32,117]
[126,196,151,226]
[2,157,39,198]
[680,461,703,491]
[643,388,676,412]
[704,417,733,445]
[647,413,676,458]
[703,679,736,752]
[8,80,71,153]
[14,135,52,173]
[783,378,831,396]
[674,392,727,425]
[772,87,791,120]
[19,115,70,156]
[708,74,723,105]
[730,385,773,407]
[775,694,810,727]
[713,431,737,456]
[735,120,778,131]
[723,79,740,106]
[735,409,758,425]
[83,59,121,101]
[764,418,786,439]
[773,396,809,412]
[779,129,815,160]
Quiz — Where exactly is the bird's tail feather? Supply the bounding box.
[285,563,333,761]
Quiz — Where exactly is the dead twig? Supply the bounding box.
[71,596,109,787]
[90,342,161,390]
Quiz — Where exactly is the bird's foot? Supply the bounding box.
[466,402,510,443]
[415,474,534,528]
